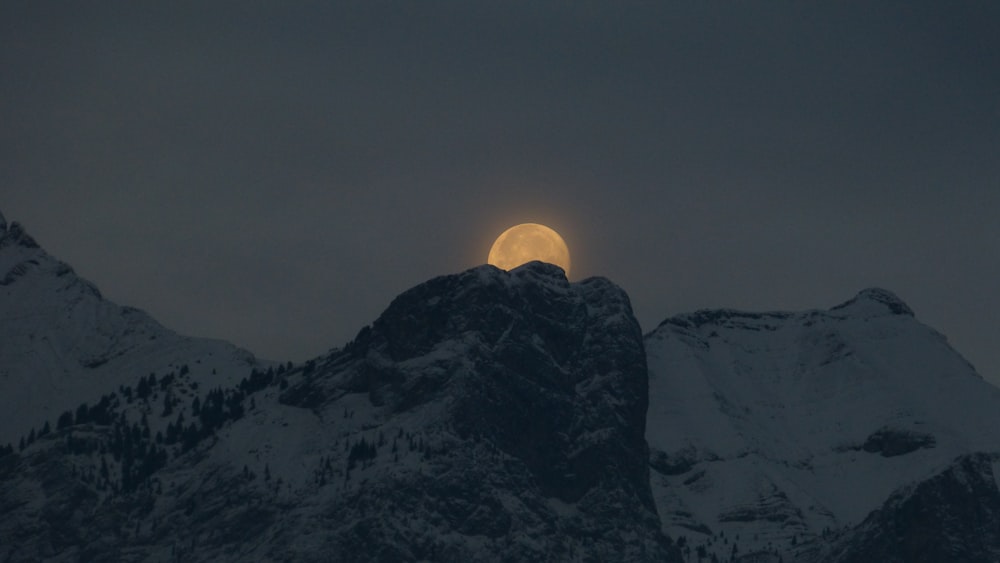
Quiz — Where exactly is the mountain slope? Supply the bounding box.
[0,261,679,562]
[645,288,1000,561]
[0,211,265,446]
[826,452,1000,563]
[6,204,999,561]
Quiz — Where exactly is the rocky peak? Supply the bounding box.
[314,261,645,417]
[0,213,262,446]
[830,287,914,317]
[278,261,677,560]
[0,220,40,250]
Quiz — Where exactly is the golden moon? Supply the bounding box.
[487,223,571,276]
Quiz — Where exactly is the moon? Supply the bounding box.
[487,223,571,276]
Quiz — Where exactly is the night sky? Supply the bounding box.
[3,3,999,386]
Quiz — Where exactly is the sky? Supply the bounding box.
[3,2,999,386]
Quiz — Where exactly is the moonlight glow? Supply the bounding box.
[487,223,571,276]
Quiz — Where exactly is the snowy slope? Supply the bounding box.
[5,202,1000,561]
[0,261,679,562]
[645,288,1000,561]
[0,211,266,446]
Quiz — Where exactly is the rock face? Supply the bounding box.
[275,262,675,561]
[0,261,679,562]
[645,288,1000,562]
[828,453,1000,563]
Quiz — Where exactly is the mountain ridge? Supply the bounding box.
[645,284,1000,561]
[0,215,268,447]
[2,208,1000,561]
[0,237,680,562]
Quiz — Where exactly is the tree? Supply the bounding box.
[75,402,89,425]
[137,376,151,401]
[57,410,74,430]
[162,393,173,417]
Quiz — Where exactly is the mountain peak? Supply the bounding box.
[0,217,264,445]
[0,219,39,249]
[272,262,675,560]
[508,259,567,280]
[830,287,914,317]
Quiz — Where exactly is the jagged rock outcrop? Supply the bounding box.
[0,261,679,562]
[277,262,676,561]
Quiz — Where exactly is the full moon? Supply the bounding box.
[487,223,571,276]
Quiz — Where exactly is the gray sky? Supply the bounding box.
[3,2,999,386]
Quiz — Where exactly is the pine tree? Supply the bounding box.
[75,402,89,425]
[137,376,151,401]
[57,410,74,430]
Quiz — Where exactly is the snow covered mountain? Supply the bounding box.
[645,288,1000,562]
[0,211,265,447]
[3,205,1000,562]
[0,260,679,562]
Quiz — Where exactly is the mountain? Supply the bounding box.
[828,452,1000,563]
[4,206,1000,562]
[0,212,265,447]
[645,288,1000,562]
[0,256,679,562]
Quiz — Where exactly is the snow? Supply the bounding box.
[0,222,269,446]
[7,215,1000,562]
[645,294,1000,559]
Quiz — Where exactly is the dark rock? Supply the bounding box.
[650,446,698,476]
[832,453,1000,563]
[280,262,678,561]
[830,288,914,317]
[860,427,936,457]
[0,222,40,249]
